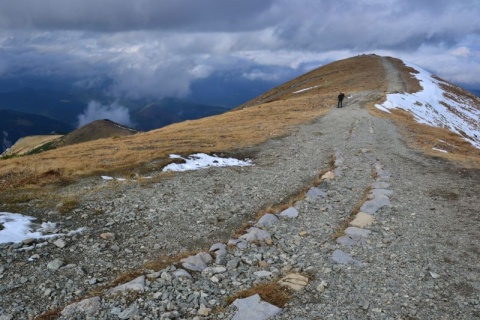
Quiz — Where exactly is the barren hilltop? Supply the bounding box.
[0,55,479,319]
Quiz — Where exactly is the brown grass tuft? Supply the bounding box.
[58,195,80,214]
[33,309,61,320]
[143,251,194,272]
[226,281,292,308]
[111,270,144,287]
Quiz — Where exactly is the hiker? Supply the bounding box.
[337,92,345,108]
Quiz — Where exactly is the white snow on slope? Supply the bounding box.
[293,85,319,94]
[376,62,480,149]
[162,153,253,172]
[0,212,86,244]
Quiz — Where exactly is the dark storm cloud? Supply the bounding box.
[271,0,480,52]
[0,0,479,102]
[0,0,276,32]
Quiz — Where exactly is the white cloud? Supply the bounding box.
[450,46,471,57]
[77,100,133,128]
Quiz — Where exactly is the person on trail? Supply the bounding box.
[337,92,345,108]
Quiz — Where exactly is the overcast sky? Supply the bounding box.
[0,0,479,105]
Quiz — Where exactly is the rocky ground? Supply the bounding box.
[0,64,479,319]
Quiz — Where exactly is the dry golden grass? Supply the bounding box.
[0,97,328,190]
[4,53,477,194]
[3,135,63,156]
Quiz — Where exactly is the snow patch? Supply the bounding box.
[101,176,126,181]
[375,104,391,113]
[377,62,480,149]
[0,212,87,244]
[162,153,253,172]
[432,148,448,153]
[293,85,319,94]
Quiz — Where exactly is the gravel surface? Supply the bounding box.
[0,63,479,319]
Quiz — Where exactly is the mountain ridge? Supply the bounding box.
[1,54,479,189]
[0,54,479,319]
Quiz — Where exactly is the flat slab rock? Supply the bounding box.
[306,187,327,198]
[336,235,360,246]
[369,188,393,197]
[332,249,363,266]
[61,296,101,317]
[360,195,390,214]
[232,294,282,320]
[349,212,375,228]
[180,252,213,272]
[371,181,390,189]
[345,226,371,238]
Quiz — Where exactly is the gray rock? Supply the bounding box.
[344,227,371,238]
[107,276,145,294]
[209,243,228,264]
[228,239,248,249]
[371,181,390,189]
[118,303,139,319]
[306,187,327,198]
[360,195,391,214]
[172,269,192,279]
[22,238,35,245]
[336,236,359,246]
[181,252,213,272]
[332,249,363,266]
[226,258,240,269]
[279,207,299,218]
[232,294,282,320]
[255,214,279,227]
[47,258,65,271]
[369,189,393,197]
[53,239,66,248]
[61,296,101,317]
[240,227,272,242]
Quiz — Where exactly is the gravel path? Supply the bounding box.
[0,62,478,319]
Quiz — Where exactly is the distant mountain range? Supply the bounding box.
[0,85,230,152]
[0,109,74,153]
[132,97,229,131]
